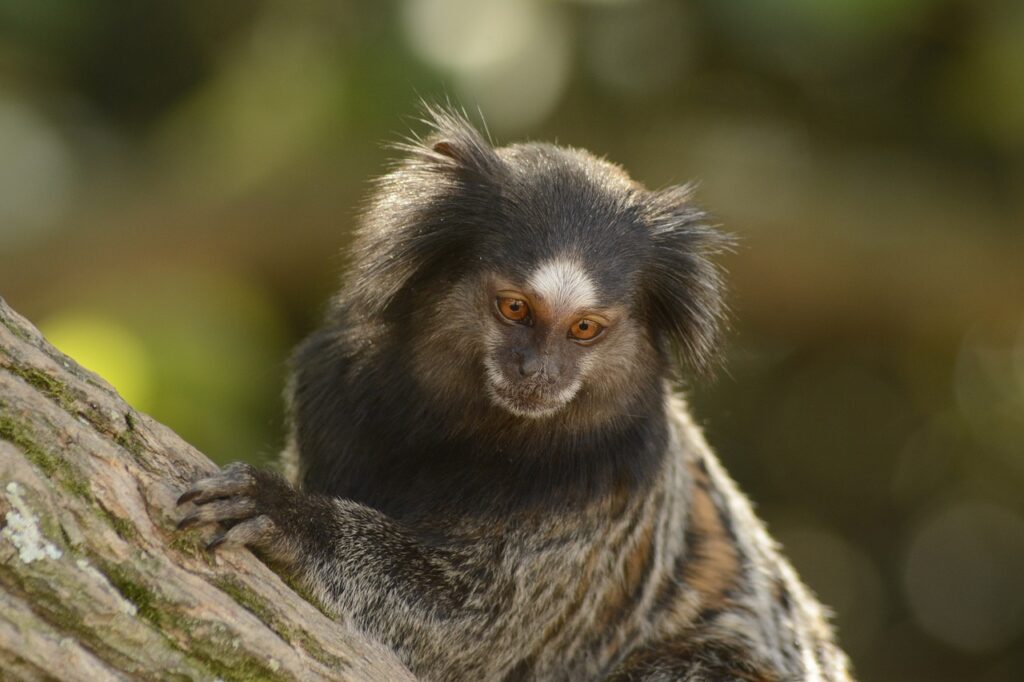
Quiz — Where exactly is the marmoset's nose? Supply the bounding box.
[518,350,544,378]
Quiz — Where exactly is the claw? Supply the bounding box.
[175,465,255,508]
[177,489,202,506]
[174,464,280,552]
[202,515,277,552]
[176,513,201,530]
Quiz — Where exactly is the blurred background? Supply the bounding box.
[1,1,1022,679]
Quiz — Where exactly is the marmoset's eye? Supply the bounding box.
[569,318,604,342]
[497,296,531,323]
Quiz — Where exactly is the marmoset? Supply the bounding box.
[178,107,853,681]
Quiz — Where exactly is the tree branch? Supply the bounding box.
[0,298,413,681]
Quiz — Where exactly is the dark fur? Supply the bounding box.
[178,106,853,681]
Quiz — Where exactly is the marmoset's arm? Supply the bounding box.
[179,464,502,619]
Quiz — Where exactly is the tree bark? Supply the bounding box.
[0,298,414,681]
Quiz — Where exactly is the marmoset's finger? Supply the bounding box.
[177,497,258,530]
[177,462,255,506]
[206,515,276,551]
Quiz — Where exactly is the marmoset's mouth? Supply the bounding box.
[486,377,580,419]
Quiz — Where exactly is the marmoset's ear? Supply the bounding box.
[396,102,502,179]
[642,184,733,374]
[348,105,502,320]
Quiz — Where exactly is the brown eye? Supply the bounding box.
[569,318,603,342]
[498,296,531,323]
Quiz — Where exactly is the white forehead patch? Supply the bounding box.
[527,258,597,313]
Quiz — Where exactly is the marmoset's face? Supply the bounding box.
[401,139,717,426]
[479,257,644,419]
[410,252,655,425]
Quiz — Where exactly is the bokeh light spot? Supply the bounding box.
[0,96,75,247]
[402,0,539,73]
[401,0,571,131]
[904,503,1024,653]
[40,312,154,410]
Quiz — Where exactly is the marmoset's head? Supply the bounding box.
[346,107,729,425]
